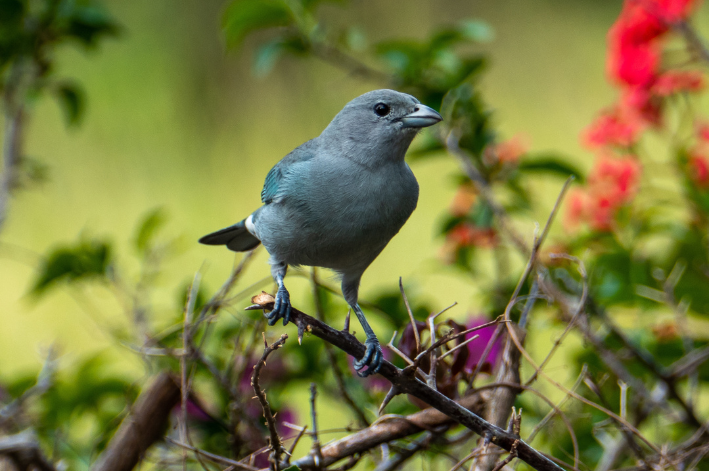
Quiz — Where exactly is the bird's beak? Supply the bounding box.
[400,104,443,128]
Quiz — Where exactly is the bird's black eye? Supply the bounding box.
[374,103,390,117]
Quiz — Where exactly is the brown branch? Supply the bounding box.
[92,372,181,471]
[246,294,565,471]
[286,391,488,470]
[474,324,525,471]
[252,333,288,471]
[0,431,56,471]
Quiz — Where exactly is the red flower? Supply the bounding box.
[656,0,697,22]
[584,106,642,148]
[697,121,709,142]
[611,2,668,47]
[564,188,588,230]
[621,86,663,126]
[608,41,660,87]
[689,152,709,188]
[653,70,705,95]
[567,156,642,232]
[589,155,642,201]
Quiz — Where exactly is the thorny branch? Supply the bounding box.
[252,333,289,471]
[246,294,564,471]
[287,391,489,470]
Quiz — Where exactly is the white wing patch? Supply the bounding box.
[245,214,257,236]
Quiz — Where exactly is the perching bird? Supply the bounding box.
[199,89,442,376]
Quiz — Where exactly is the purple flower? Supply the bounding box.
[465,317,503,374]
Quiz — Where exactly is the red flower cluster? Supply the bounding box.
[566,156,642,231]
[570,0,705,231]
[584,0,702,149]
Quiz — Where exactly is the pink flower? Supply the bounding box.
[464,317,503,374]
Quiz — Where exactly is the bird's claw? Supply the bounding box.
[354,337,383,377]
[266,286,292,326]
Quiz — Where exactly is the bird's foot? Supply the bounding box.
[266,285,292,326]
[353,336,383,377]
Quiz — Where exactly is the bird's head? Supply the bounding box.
[321,89,442,165]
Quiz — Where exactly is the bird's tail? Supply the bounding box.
[199,219,261,252]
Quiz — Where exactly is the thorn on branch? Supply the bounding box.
[378,385,401,415]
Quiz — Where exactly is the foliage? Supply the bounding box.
[3,1,709,471]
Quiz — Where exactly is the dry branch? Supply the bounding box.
[92,372,181,471]
[286,390,489,470]
[252,333,288,471]
[247,293,565,471]
[0,431,56,471]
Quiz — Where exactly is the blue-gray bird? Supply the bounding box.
[199,89,442,376]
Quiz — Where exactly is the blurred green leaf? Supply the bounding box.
[65,4,120,47]
[0,0,24,29]
[223,0,293,49]
[518,155,585,182]
[54,82,85,125]
[253,39,285,77]
[32,238,112,295]
[458,19,494,42]
[134,207,167,254]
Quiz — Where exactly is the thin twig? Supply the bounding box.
[252,333,289,471]
[400,277,420,354]
[166,437,259,471]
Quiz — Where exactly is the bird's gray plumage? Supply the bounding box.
[199,89,442,376]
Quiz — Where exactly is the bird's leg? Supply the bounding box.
[266,263,292,326]
[351,303,383,377]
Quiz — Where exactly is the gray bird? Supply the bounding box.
[199,89,442,376]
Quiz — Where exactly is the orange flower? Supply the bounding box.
[447,223,497,249]
[494,136,527,164]
[450,184,478,217]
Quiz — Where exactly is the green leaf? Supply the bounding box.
[66,5,120,47]
[54,82,85,126]
[518,155,585,182]
[32,239,112,296]
[253,39,285,77]
[0,0,24,29]
[134,207,167,254]
[223,0,293,49]
[459,19,494,43]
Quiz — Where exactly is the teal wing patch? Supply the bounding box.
[260,142,316,204]
[261,166,282,204]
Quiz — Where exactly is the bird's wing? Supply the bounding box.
[261,141,316,204]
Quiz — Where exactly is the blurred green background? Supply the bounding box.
[0,0,663,380]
